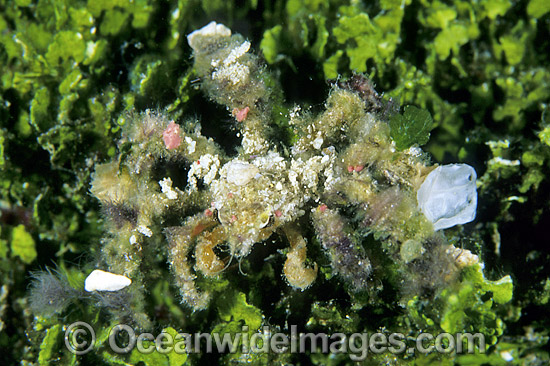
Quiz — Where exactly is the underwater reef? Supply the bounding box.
[1,0,550,365]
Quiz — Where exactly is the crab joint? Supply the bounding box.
[195,226,226,276]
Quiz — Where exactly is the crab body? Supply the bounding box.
[90,22,477,313]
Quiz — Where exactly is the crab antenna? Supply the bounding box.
[213,251,234,275]
[238,255,248,276]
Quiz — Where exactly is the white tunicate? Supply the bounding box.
[84,270,132,292]
[417,164,477,231]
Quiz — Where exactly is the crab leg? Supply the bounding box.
[283,225,318,290]
[195,226,227,276]
[165,214,217,310]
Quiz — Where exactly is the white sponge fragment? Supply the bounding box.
[187,21,231,51]
[417,164,477,231]
[84,269,132,292]
[159,177,178,200]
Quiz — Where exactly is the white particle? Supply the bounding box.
[312,137,323,150]
[138,225,153,237]
[500,351,513,362]
[159,177,178,200]
[185,136,196,154]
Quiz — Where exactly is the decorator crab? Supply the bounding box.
[90,22,479,313]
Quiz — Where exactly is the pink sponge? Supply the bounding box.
[162,121,182,149]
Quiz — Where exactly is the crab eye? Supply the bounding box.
[217,208,232,225]
[258,211,273,228]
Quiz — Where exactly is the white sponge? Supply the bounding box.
[187,21,231,51]
[417,164,477,231]
[84,269,132,292]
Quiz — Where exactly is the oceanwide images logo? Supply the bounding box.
[65,322,485,361]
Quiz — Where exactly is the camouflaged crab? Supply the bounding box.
[90,22,479,313]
